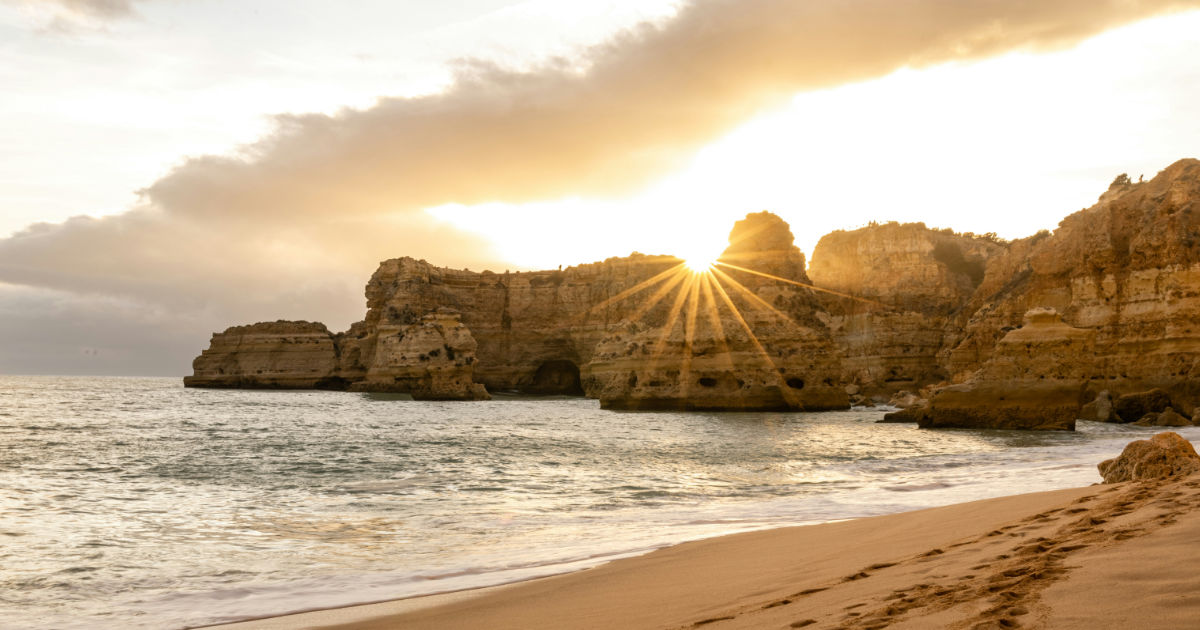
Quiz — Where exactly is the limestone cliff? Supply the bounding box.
[185,158,1200,427]
[809,222,1005,395]
[187,212,851,410]
[352,253,682,394]
[583,212,849,410]
[943,159,1200,412]
[185,321,344,389]
[186,313,489,400]
[347,310,490,400]
[920,308,1092,430]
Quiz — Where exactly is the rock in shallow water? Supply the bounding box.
[1080,390,1115,422]
[878,406,926,423]
[920,308,1088,431]
[1098,432,1200,483]
[1114,389,1173,423]
[184,321,345,389]
[1132,407,1191,427]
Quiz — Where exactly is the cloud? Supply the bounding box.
[0,0,148,36]
[48,0,139,18]
[1,0,1197,374]
[0,283,199,375]
[3,0,148,29]
[8,0,142,18]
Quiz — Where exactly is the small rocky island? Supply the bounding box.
[188,159,1200,429]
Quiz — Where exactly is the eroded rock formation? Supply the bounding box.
[943,159,1200,413]
[186,313,489,400]
[1098,432,1200,483]
[187,212,853,409]
[1080,390,1115,422]
[186,158,1200,428]
[351,253,679,395]
[1113,389,1173,423]
[920,308,1092,430]
[583,212,848,410]
[185,321,344,389]
[347,309,490,400]
[809,222,1004,396]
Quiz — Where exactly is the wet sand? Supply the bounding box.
[215,475,1200,630]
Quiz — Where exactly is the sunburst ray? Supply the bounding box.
[648,272,697,369]
[623,268,690,324]
[679,270,704,401]
[707,271,799,407]
[699,273,735,370]
[710,266,805,331]
[714,261,886,308]
[584,262,689,317]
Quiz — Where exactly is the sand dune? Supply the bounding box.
[212,472,1200,630]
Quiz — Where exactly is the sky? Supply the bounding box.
[2,0,1199,376]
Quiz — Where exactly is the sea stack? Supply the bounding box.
[582,212,849,411]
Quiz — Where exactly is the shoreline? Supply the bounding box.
[210,476,1200,630]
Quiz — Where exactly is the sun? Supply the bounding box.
[682,255,716,273]
[680,248,722,273]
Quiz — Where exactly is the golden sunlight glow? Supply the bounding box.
[678,241,726,274]
[683,255,718,273]
[573,247,892,411]
[422,10,1200,271]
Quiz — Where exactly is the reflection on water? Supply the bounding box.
[1,375,1195,630]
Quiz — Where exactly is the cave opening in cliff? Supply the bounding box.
[524,360,585,396]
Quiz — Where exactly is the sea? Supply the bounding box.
[2,375,1194,630]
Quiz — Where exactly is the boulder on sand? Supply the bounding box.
[1098,432,1200,483]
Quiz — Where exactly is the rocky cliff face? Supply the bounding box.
[187,212,853,410]
[943,159,1200,413]
[809,222,1005,395]
[583,212,849,410]
[187,158,1200,428]
[186,313,489,399]
[347,310,490,400]
[185,321,344,389]
[920,308,1092,430]
[354,253,682,394]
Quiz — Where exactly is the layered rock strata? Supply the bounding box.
[188,212,852,408]
[186,314,489,400]
[347,310,490,400]
[186,159,1200,427]
[350,253,680,394]
[942,159,1200,413]
[919,308,1091,430]
[185,321,344,389]
[583,212,848,410]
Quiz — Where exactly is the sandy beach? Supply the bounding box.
[213,472,1200,630]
